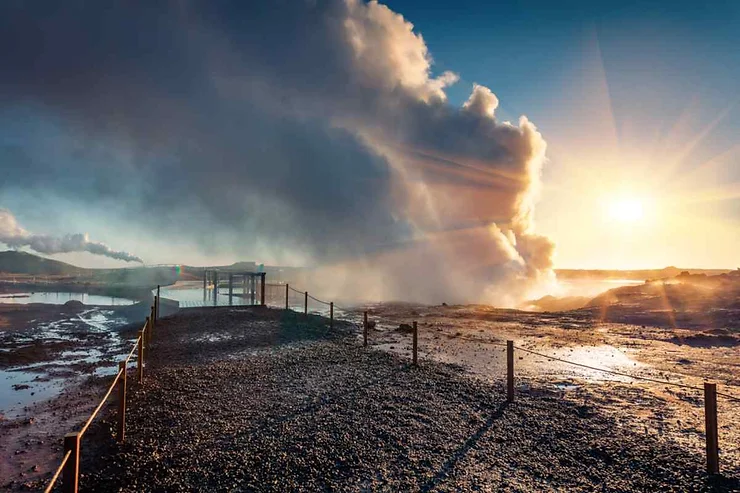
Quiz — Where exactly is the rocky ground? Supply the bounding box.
[31,306,739,492]
[359,303,740,472]
[0,303,138,370]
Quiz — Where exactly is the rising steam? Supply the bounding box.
[0,0,554,304]
[0,209,143,263]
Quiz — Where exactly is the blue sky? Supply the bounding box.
[384,0,740,268]
[385,0,740,143]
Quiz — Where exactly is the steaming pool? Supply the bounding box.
[156,281,335,315]
[0,291,136,306]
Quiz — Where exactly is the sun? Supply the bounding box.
[607,197,644,223]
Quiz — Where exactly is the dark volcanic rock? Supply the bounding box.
[397,323,413,334]
[75,307,739,492]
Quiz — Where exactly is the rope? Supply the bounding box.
[198,283,740,404]
[439,334,740,401]
[79,368,123,436]
[514,345,740,403]
[332,302,358,313]
[125,335,142,364]
[718,391,740,402]
[44,313,148,490]
[307,293,331,305]
[283,285,335,306]
[43,450,72,493]
[400,331,740,403]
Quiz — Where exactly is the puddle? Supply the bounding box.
[553,383,580,391]
[0,369,65,419]
[0,307,136,418]
[371,329,648,386]
[517,344,644,382]
[77,309,130,332]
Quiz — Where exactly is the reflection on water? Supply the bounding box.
[157,281,264,308]
[0,291,135,306]
[0,308,133,418]
[541,345,644,382]
[0,369,66,419]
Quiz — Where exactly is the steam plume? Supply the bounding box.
[0,0,554,304]
[0,209,143,263]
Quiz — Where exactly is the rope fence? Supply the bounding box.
[43,287,163,493]
[43,279,737,489]
[513,344,740,403]
[42,451,71,493]
[278,283,736,477]
[307,293,331,305]
[449,334,740,402]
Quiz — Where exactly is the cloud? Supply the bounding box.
[0,0,554,304]
[0,209,143,263]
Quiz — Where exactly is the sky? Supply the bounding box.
[0,0,738,289]
[384,0,740,269]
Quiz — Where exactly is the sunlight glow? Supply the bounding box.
[607,197,644,223]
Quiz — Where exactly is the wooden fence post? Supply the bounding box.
[363,311,368,347]
[62,432,80,493]
[251,275,256,305]
[330,302,334,329]
[137,330,144,384]
[230,274,235,306]
[412,321,418,366]
[507,341,514,403]
[304,292,308,314]
[117,361,127,442]
[704,382,720,474]
[156,285,160,320]
[285,284,289,310]
[260,273,266,306]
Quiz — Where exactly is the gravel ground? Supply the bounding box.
[72,307,738,492]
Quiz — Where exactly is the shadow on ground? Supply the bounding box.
[61,308,738,492]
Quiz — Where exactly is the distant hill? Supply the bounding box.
[0,250,179,287]
[0,250,89,276]
[555,267,733,281]
[0,251,264,287]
